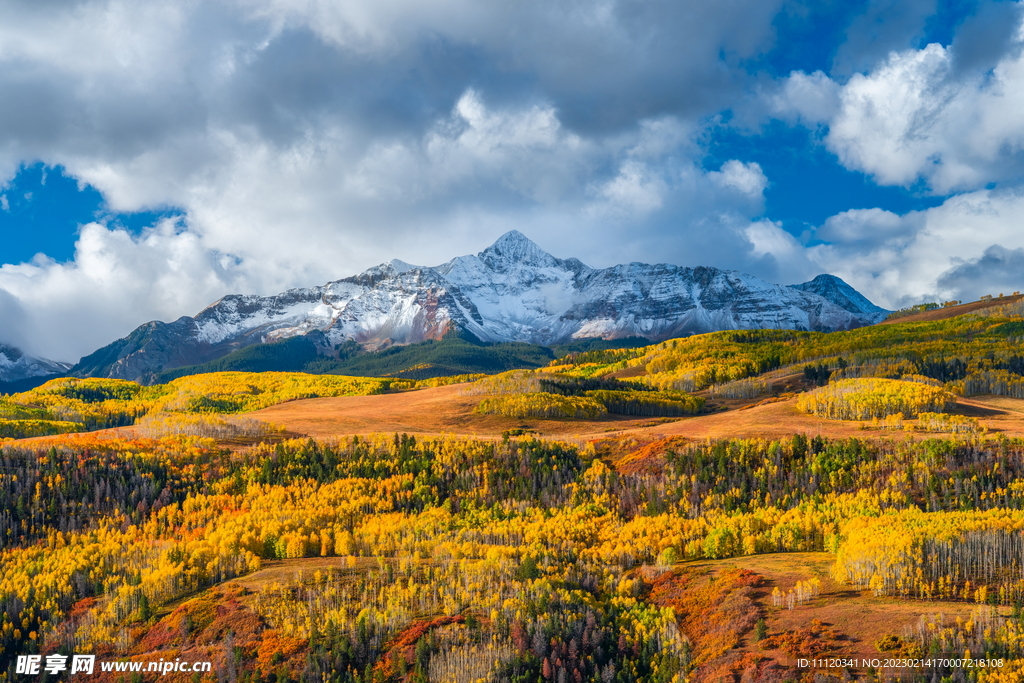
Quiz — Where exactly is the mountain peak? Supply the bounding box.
[66,239,889,382]
[0,343,70,385]
[388,259,421,273]
[805,274,843,286]
[789,273,889,322]
[480,230,556,267]
[491,229,532,246]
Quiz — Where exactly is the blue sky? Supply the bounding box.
[2,0,1024,361]
[1,163,184,263]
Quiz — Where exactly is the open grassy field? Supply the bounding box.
[249,384,683,439]
[243,383,1024,442]
[14,386,1024,458]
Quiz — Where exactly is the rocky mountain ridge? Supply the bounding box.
[0,344,71,387]
[65,231,889,382]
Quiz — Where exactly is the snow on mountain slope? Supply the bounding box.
[789,274,890,323]
[0,344,70,384]
[71,231,888,381]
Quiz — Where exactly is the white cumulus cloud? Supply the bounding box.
[709,160,767,198]
[0,220,250,361]
[806,188,1024,308]
[823,18,1024,193]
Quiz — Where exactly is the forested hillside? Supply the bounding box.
[150,334,567,384]
[5,430,1024,681]
[550,307,1024,399]
[5,308,1024,681]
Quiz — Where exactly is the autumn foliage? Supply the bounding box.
[0,372,410,439]
[8,353,1024,679]
[796,377,956,420]
[476,391,608,419]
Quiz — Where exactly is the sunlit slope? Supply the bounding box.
[7,307,1024,443]
[0,372,413,439]
[549,311,1024,395]
[879,293,1024,324]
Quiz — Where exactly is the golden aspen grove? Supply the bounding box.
[9,309,1024,681]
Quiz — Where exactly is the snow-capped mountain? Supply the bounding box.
[72,231,888,381]
[0,344,70,385]
[789,274,889,324]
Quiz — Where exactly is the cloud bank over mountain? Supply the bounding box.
[1,0,1023,361]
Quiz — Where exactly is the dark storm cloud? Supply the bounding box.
[216,0,790,139]
[0,0,790,160]
[937,244,1024,298]
[491,0,784,132]
[950,0,1024,72]
[831,0,938,76]
[219,28,490,146]
[0,0,806,206]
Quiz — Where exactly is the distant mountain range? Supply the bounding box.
[1,231,889,385]
[0,344,72,392]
